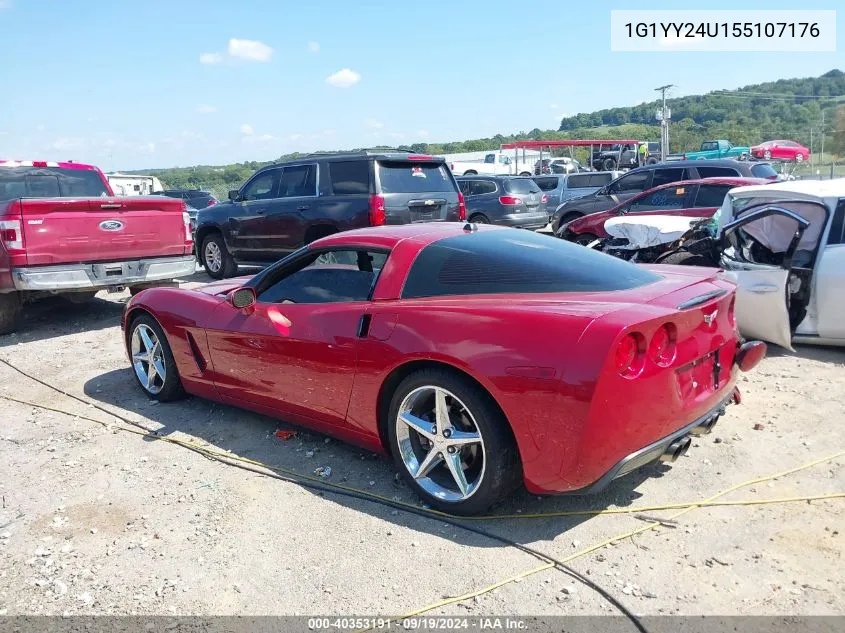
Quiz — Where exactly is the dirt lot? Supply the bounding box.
[0,269,843,619]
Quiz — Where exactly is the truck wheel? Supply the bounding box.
[463,170,478,176]
[201,233,238,280]
[602,158,616,171]
[0,293,23,336]
[519,171,532,177]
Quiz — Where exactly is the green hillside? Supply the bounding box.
[141,70,845,194]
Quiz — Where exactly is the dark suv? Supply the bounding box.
[456,176,548,229]
[154,189,218,209]
[551,159,778,231]
[194,151,465,278]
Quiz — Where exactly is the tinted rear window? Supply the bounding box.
[329,160,370,195]
[503,179,541,195]
[589,173,615,186]
[750,163,778,179]
[532,177,559,192]
[377,161,455,194]
[566,174,592,188]
[694,185,733,208]
[0,167,110,201]
[402,230,660,299]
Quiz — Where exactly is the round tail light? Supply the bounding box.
[649,323,677,366]
[616,332,645,377]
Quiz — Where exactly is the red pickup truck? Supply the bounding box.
[0,160,196,334]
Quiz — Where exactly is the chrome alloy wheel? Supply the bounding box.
[395,386,486,502]
[131,324,166,395]
[204,241,222,273]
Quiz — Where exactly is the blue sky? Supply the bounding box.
[1,0,842,170]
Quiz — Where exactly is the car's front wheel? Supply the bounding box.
[128,314,185,401]
[796,153,804,163]
[602,158,616,171]
[764,150,772,160]
[388,368,520,515]
[201,233,238,280]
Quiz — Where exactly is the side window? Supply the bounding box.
[589,173,613,187]
[242,170,280,201]
[258,249,388,304]
[329,160,369,195]
[694,185,733,208]
[828,199,845,246]
[279,164,317,198]
[697,167,739,178]
[629,185,690,211]
[458,180,472,196]
[650,168,686,188]
[609,170,651,193]
[471,180,497,195]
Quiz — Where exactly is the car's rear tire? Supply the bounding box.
[602,158,616,171]
[554,211,584,234]
[0,292,23,336]
[463,170,478,176]
[201,232,237,280]
[519,172,532,177]
[469,214,490,224]
[656,251,713,266]
[387,367,520,515]
[127,314,185,402]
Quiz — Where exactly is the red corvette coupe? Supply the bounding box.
[122,223,765,514]
[750,140,810,162]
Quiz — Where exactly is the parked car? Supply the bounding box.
[591,142,661,171]
[682,140,750,161]
[550,159,778,232]
[534,157,585,175]
[154,189,218,209]
[194,151,466,279]
[122,222,764,514]
[0,160,195,334]
[657,179,845,350]
[533,171,622,210]
[558,177,768,244]
[455,176,548,229]
[449,151,534,177]
[750,140,810,163]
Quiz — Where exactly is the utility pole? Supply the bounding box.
[820,110,825,165]
[655,84,675,161]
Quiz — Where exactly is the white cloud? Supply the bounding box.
[326,68,360,88]
[243,133,276,144]
[52,138,82,151]
[307,41,320,53]
[322,129,335,136]
[417,129,430,138]
[139,143,156,154]
[289,133,304,141]
[199,52,224,65]
[0,1,12,8]
[228,38,273,62]
[240,123,254,136]
[365,118,384,129]
[549,103,559,109]
[102,139,117,147]
[389,132,404,140]
[36,124,46,132]
[197,105,217,114]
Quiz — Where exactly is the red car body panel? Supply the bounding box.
[565,177,767,240]
[123,224,750,494]
[750,140,810,162]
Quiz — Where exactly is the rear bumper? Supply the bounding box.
[564,394,735,496]
[498,211,549,229]
[11,255,196,291]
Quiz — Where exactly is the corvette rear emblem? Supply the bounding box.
[703,311,718,326]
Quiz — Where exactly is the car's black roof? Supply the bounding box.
[255,149,446,171]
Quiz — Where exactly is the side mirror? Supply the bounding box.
[230,287,256,309]
[228,189,240,202]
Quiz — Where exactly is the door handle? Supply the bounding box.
[297,205,310,211]
[100,203,123,209]
[748,285,779,293]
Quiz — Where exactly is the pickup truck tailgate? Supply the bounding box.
[19,196,189,266]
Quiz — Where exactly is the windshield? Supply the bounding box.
[376,162,455,194]
[0,167,110,201]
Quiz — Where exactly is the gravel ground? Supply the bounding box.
[0,270,843,618]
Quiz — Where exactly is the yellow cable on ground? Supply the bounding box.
[2,393,844,520]
[367,449,845,629]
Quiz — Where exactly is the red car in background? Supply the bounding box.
[122,222,765,515]
[750,140,810,162]
[558,177,767,245]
